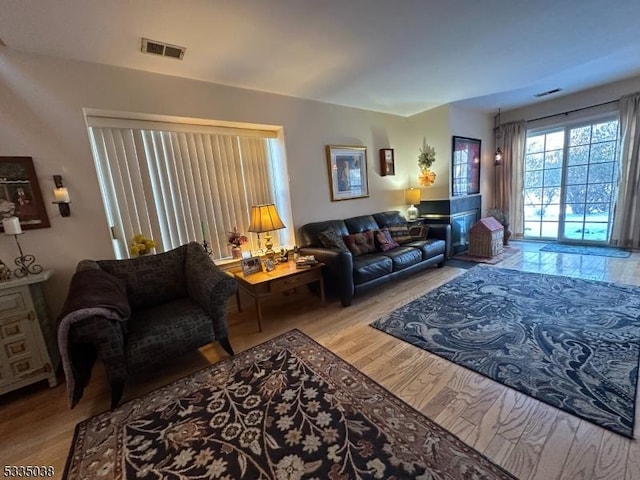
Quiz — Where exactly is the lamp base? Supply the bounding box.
[264,232,276,260]
[407,204,419,220]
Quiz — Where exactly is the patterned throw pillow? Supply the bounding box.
[374,228,400,252]
[343,230,376,256]
[409,225,430,240]
[387,225,413,245]
[318,229,348,251]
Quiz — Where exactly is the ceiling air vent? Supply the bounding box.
[534,88,562,98]
[141,38,185,60]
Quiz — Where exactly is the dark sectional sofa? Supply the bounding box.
[298,210,451,306]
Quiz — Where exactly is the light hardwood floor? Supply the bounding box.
[1,241,639,479]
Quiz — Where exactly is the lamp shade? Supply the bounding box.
[404,188,421,206]
[248,204,286,233]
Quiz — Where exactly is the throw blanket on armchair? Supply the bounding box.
[57,269,130,407]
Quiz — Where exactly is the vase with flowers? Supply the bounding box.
[228,227,248,259]
[130,234,156,257]
[417,143,437,186]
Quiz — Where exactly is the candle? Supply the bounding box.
[200,220,206,241]
[3,217,22,235]
[53,187,70,203]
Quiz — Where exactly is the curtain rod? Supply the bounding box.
[526,99,618,123]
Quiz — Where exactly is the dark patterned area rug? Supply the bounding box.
[372,266,640,438]
[64,329,515,480]
[540,243,631,258]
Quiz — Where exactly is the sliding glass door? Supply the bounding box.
[523,117,619,243]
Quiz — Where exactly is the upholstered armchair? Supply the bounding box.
[58,242,237,408]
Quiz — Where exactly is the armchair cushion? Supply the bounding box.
[97,248,188,311]
[126,298,215,374]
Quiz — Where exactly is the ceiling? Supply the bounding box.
[2,0,640,116]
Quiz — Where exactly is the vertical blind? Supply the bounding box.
[86,117,292,260]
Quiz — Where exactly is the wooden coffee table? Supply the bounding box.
[234,260,324,331]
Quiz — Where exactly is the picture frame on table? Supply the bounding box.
[380,148,395,176]
[263,258,276,272]
[326,145,369,201]
[0,156,50,231]
[241,256,263,275]
[451,136,481,196]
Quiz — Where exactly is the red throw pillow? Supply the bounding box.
[343,231,376,256]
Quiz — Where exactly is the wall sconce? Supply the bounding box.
[52,175,71,217]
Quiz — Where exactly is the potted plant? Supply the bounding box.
[487,208,511,245]
[228,227,248,259]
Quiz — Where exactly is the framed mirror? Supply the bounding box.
[451,136,481,196]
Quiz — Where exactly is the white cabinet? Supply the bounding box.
[0,270,59,394]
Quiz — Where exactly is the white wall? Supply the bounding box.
[407,105,494,209]
[0,49,430,315]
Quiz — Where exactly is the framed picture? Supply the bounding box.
[326,145,369,201]
[451,137,481,196]
[380,148,395,176]
[263,258,276,272]
[241,256,263,275]
[0,157,51,231]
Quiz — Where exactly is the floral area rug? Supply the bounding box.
[452,246,520,265]
[63,329,515,479]
[371,266,640,438]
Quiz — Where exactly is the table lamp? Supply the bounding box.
[405,188,421,220]
[248,203,286,260]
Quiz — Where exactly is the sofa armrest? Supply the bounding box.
[299,247,354,306]
[185,243,238,339]
[427,224,452,259]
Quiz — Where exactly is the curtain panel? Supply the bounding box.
[611,93,640,249]
[496,121,526,238]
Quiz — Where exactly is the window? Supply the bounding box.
[523,117,619,242]
[86,115,293,260]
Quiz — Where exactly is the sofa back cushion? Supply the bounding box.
[97,245,188,311]
[343,230,376,256]
[299,220,349,247]
[344,215,379,234]
[372,211,407,228]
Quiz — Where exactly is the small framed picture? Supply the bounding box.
[241,256,262,275]
[380,148,395,176]
[263,258,276,272]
